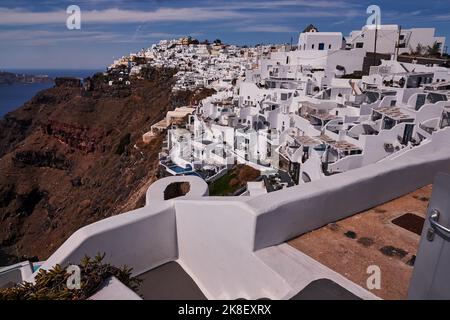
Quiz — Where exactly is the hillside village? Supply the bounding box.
[3,22,450,301]
[104,24,450,196]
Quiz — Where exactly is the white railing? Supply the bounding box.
[249,128,450,249]
[36,202,178,278]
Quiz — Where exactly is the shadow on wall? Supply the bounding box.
[164,182,191,200]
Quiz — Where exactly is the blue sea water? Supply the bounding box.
[0,69,103,118]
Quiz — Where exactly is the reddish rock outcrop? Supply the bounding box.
[0,68,214,265]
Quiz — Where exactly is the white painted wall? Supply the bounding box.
[250,128,450,249]
[175,200,291,299]
[347,25,445,55]
[328,49,366,74]
[35,202,178,278]
[358,123,407,166]
[298,32,343,51]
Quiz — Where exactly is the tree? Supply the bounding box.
[426,41,442,58]
[213,39,222,45]
[411,43,424,57]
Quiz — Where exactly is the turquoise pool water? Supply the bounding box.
[169,165,192,173]
[32,264,41,273]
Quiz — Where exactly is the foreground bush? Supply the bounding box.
[0,253,141,300]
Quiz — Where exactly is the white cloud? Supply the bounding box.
[238,25,298,33]
[0,28,180,45]
[0,7,248,25]
[213,0,358,10]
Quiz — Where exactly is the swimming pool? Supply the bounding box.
[32,263,42,273]
[169,165,192,173]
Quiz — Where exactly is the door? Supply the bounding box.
[408,173,450,299]
[402,123,414,145]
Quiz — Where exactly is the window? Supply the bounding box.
[318,43,325,50]
[356,42,364,48]
[328,44,332,49]
[312,44,315,49]
[441,112,450,129]
[383,117,396,130]
[415,94,427,111]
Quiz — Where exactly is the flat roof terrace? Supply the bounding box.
[374,106,414,121]
[310,113,338,122]
[293,134,321,147]
[319,134,361,152]
[288,185,431,300]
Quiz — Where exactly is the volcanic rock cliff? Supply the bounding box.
[0,68,214,266]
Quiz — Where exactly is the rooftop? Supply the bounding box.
[374,106,414,121]
[319,134,361,152]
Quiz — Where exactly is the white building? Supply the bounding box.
[347,25,446,55]
[298,31,344,51]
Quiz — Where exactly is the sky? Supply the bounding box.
[0,0,449,69]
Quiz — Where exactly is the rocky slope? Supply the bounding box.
[0,68,214,266]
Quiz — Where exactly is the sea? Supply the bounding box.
[0,69,103,118]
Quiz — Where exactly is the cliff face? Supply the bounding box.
[0,68,213,266]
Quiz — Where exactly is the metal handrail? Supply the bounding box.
[430,210,450,241]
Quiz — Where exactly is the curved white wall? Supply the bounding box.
[250,128,450,250]
[32,129,450,299]
[36,202,178,279]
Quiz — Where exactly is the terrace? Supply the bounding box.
[373,106,415,123]
[319,134,362,154]
[289,185,431,300]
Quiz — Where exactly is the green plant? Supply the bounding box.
[0,253,141,300]
[426,41,442,58]
[411,43,424,57]
[208,165,261,196]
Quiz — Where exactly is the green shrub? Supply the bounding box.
[0,253,141,300]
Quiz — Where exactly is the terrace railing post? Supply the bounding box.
[408,172,450,299]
